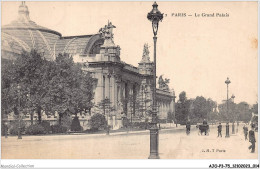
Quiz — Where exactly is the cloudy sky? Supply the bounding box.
[2,1,258,105]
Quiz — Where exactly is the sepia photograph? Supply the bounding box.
[0,0,259,167]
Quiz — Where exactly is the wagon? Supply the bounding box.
[198,124,209,136]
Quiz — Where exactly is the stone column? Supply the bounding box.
[110,74,115,107]
[102,75,106,100]
[94,72,103,104]
[122,81,127,115]
[169,102,172,118]
[106,74,110,100]
[116,84,121,114]
[170,99,173,113]
[162,102,165,120]
[161,102,164,115]
[128,81,133,119]
[114,74,121,113]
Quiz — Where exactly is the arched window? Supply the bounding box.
[89,39,104,55]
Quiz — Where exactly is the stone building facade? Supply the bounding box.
[2,2,176,129]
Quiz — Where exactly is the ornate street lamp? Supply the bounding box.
[17,84,22,139]
[147,1,163,159]
[225,77,231,138]
[231,94,235,134]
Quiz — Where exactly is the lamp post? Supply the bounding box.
[147,1,163,159]
[225,77,231,138]
[230,94,235,134]
[17,84,22,139]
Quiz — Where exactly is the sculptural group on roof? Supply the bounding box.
[99,21,116,41]
[158,75,170,91]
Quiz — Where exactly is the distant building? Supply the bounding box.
[2,2,176,129]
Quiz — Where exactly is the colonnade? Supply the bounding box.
[157,101,173,119]
[93,71,175,120]
[94,72,141,117]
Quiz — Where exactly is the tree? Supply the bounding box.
[1,59,17,122]
[47,53,96,124]
[71,116,82,131]
[175,92,218,124]
[217,102,228,121]
[251,103,258,114]
[97,97,113,115]
[128,94,145,120]
[190,97,217,123]
[89,113,107,131]
[60,111,72,131]
[175,91,189,125]
[179,91,187,103]
[192,96,208,122]
[236,102,251,122]
[1,50,53,124]
[218,101,251,122]
[1,51,96,127]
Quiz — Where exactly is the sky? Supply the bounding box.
[1,1,258,105]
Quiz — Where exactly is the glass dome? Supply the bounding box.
[2,2,61,60]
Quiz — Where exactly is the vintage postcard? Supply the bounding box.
[1,0,259,168]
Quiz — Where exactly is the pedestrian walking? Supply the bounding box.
[236,121,239,133]
[217,123,222,137]
[248,126,256,153]
[243,125,248,140]
[186,121,191,135]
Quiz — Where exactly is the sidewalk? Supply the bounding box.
[2,124,188,141]
[1,125,187,143]
[2,124,257,159]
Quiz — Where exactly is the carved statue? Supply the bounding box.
[164,78,170,84]
[98,21,116,46]
[107,21,116,38]
[158,75,170,91]
[143,43,149,57]
[98,26,106,38]
[141,43,150,63]
[158,75,164,89]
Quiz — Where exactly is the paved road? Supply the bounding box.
[1,125,258,159]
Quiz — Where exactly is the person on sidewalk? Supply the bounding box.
[243,125,248,140]
[248,126,256,153]
[217,123,222,137]
[203,119,207,125]
[186,121,191,135]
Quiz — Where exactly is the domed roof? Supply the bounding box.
[3,20,61,37]
[2,2,61,60]
[2,2,108,61]
[2,2,61,36]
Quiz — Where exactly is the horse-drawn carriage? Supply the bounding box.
[197,120,210,135]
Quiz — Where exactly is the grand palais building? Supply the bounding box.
[2,2,176,129]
